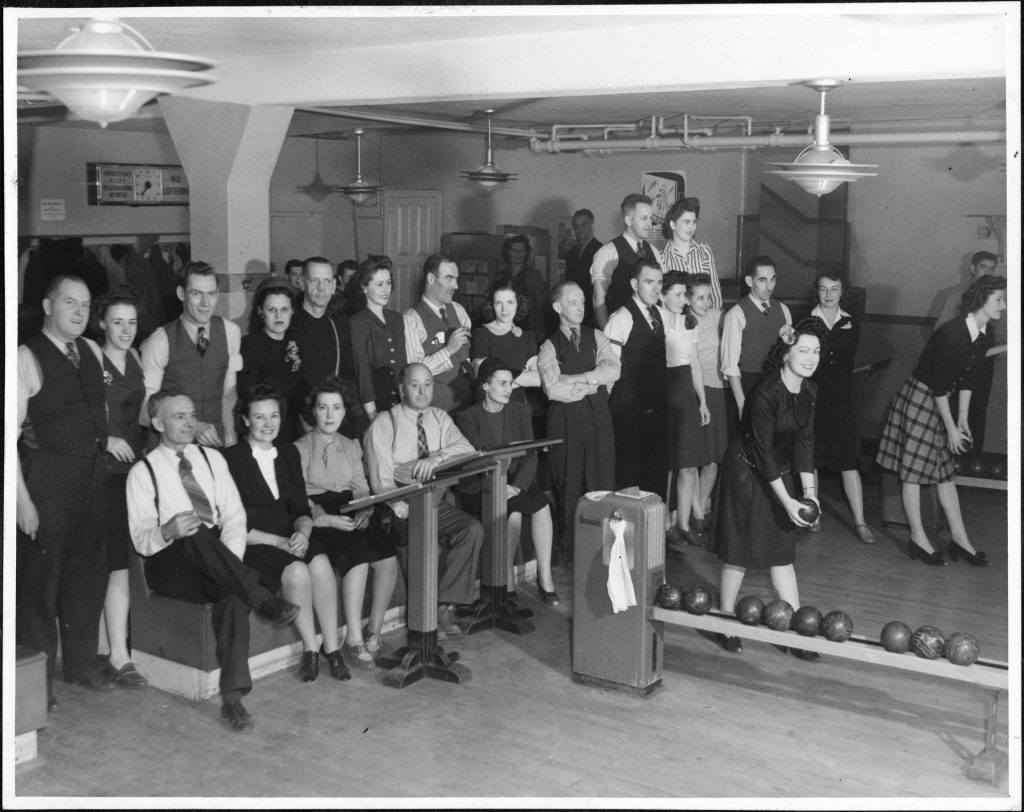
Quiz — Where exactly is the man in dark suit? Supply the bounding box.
[564,208,602,328]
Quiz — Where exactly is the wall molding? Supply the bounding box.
[862,313,936,326]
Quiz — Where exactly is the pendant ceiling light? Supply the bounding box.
[18,17,216,128]
[763,79,878,197]
[335,128,383,206]
[460,110,517,191]
[297,138,334,202]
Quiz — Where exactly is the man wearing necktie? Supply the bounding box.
[603,258,669,496]
[140,261,243,448]
[127,391,301,733]
[589,193,662,329]
[564,208,602,328]
[721,256,792,420]
[17,275,114,708]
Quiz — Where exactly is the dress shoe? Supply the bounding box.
[538,585,560,606]
[437,604,463,637]
[790,648,821,662]
[856,524,877,544]
[716,633,743,654]
[908,539,947,566]
[948,540,990,567]
[342,640,376,670]
[64,665,115,691]
[692,517,707,534]
[505,590,519,605]
[256,595,301,626]
[221,700,255,734]
[105,661,149,689]
[363,631,383,654]
[806,519,821,533]
[321,647,351,681]
[47,682,60,712]
[298,650,319,682]
[667,525,703,547]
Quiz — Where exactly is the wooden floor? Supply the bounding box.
[10,478,1017,804]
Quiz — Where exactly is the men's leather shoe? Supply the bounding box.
[298,650,319,682]
[321,647,351,681]
[716,633,743,654]
[437,605,463,637]
[64,666,115,691]
[221,700,255,733]
[257,595,301,627]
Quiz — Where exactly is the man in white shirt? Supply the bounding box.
[364,363,483,637]
[589,193,662,328]
[403,253,474,413]
[127,391,300,733]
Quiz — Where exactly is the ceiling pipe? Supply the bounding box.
[298,106,539,138]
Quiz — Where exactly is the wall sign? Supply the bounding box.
[87,163,190,206]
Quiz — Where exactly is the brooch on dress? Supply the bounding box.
[102,370,114,386]
[285,340,302,373]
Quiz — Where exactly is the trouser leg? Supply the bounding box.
[211,594,253,695]
[435,502,483,606]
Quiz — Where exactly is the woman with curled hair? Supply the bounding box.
[711,318,827,660]
[470,280,542,405]
[222,383,349,682]
[876,275,1007,567]
[659,197,723,310]
[496,234,550,343]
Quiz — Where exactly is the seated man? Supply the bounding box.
[364,363,483,638]
[126,391,300,734]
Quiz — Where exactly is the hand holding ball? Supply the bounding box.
[796,498,820,524]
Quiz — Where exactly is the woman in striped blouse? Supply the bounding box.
[659,197,723,311]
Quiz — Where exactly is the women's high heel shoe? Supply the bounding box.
[948,541,989,567]
[908,539,946,566]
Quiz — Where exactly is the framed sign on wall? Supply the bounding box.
[87,163,190,206]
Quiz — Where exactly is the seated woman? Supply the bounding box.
[455,357,559,605]
[222,383,349,683]
[294,376,399,664]
[470,280,542,405]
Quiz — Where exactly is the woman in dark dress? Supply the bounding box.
[294,376,399,666]
[348,255,408,424]
[470,280,542,405]
[713,319,826,659]
[239,277,304,441]
[876,275,1006,567]
[222,384,349,683]
[494,234,550,344]
[455,358,558,604]
[809,271,875,543]
[95,290,148,687]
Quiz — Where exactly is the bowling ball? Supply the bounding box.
[988,459,1007,480]
[944,632,981,666]
[909,625,946,660]
[655,582,684,610]
[735,595,765,626]
[965,457,986,478]
[880,621,913,653]
[762,599,794,631]
[796,498,820,523]
[960,438,973,453]
[791,606,823,637]
[820,611,854,642]
[683,586,712,615]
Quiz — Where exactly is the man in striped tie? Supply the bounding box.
[126,391,300,733]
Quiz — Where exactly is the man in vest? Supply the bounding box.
[140,261,242,447]
[127,391,300,733]
[590,193,661,328]
[720,255,792,419]
[403,253,473,413]
[17,275,114,709]
[538,282,621,558]
[364,363,483,639]
[564,208,602,328]
[603,258,668,496]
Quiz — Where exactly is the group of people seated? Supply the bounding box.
[15,191,1007,732]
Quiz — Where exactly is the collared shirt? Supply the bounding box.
[364,404,476,519]
[537,324,621,403]
[589,232,663,289]
[126,442,247,559]
[603,296,661,358]
[251,444,280,499]
[139,315,243,400]
[659,239,722,310]
[810,304,852,331]
[965,311,987,342]
[660,306,699,368]
[294,431,371,527]
[694,308,725,387]
[720,294,792,378]
[17,328,104,403]
[403,298,472,376]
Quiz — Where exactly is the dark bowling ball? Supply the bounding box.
[791,605,823,637]
[796,498,820,524]
[965,457,986,478]
[655,582,684,610]
[909,625,946,660]
[989,459,1007,480]
[762,599,794,631]
[880,621,913,653]
[683,586,712,615]
[944,632,981,666]
[960,438,973,453]
[735,595,765,626]
[820,610,854,642]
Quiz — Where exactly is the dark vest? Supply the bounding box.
[414,300,471,412]
[163,316,230,434]
[606,235,653,317]
[25,333,108,458]
[566,238,601,328]
[549,327,609,410]
[737,297,786,374]
[609,298,666,408]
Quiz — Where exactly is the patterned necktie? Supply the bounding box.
[647,305,663,335]
[417,413,429,460]
[761,303,771,315]
[64,341,81,368]
[178,451,216,525]
[196,326,209,356]
[570,327,581,352]
[440,305,451,325]
[637,240,649,260]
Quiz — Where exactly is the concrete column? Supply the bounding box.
[159,97,293,321]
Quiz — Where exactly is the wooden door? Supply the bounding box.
[384,190,443,314]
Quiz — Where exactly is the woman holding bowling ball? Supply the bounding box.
[875,274,1006,567]
[711,318,827,660]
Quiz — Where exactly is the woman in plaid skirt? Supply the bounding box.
[875,275,1007,566]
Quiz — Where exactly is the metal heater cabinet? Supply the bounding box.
[571,491,665,696]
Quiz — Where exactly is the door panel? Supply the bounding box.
[384,190,443,314]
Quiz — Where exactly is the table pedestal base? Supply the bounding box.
[457,585,535,635]
[376,629,471,688]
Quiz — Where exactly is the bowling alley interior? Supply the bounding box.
[6,6,1020,807]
